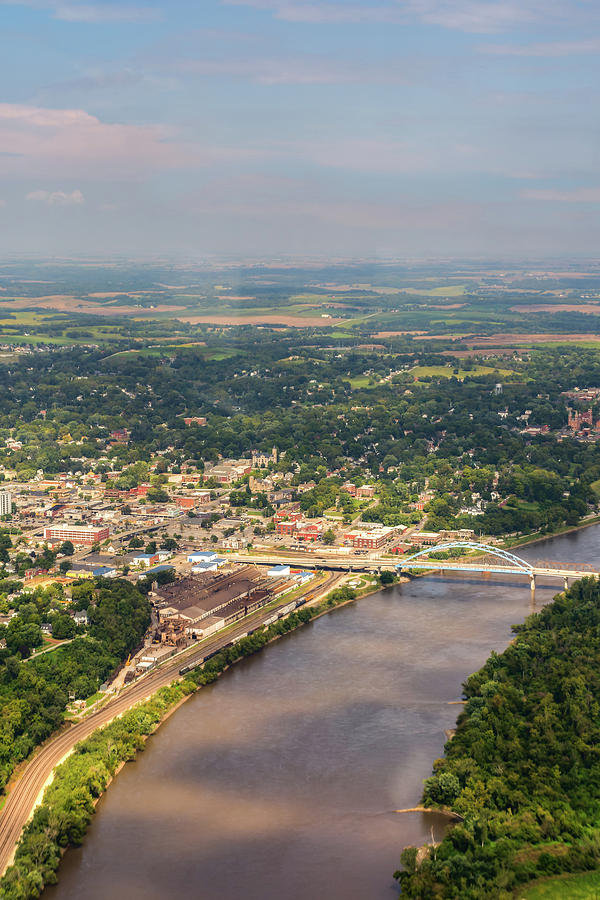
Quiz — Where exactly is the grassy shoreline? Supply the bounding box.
[0,582,377,900]
[499,515,600,552]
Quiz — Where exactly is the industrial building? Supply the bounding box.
[154,567,274,633]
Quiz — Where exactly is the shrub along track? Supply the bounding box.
[0,572,340,877]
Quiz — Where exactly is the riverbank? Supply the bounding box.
[395,575,600,899]
[500,514,600,552]
[34,525,600,900]
[0,582,371,900]
[395,806,464,822]
[402,515,600,580]
[3,518,591,900]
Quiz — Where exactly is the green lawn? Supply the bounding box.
[106,345,238,361]
[348,374,379,388]
[410,364,514,380]
[521,870,600,899]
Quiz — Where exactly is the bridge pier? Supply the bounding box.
[564,576,569,591]
[530,575,536,598]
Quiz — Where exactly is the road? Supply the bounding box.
[230,551,398,572]
[230,551,600,583]
[0,572,341,877]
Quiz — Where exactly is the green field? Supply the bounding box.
[409,364,514,380]
[420,285,467,297]
[348,374,380,388]
[105,346,239,361]
[521,870,600,899]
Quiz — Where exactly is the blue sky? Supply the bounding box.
[0,0,599,258]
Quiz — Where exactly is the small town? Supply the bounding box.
[1,4,600,889]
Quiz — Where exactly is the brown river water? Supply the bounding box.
[47,526,600,900]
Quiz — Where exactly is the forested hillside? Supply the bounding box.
[397,577,600,899]
[0,579,150,792]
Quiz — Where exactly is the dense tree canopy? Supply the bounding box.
[398,577,600,899]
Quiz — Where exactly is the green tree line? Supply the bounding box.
[397,577,600,899]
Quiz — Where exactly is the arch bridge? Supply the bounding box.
[395,541,600,592]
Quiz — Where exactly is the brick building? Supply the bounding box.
[43,525,110,546]
[345,526,396,550]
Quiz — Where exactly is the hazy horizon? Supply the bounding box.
[1,0,599,259]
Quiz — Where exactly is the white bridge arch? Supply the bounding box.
[395,541,534,575]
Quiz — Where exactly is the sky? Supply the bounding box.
[0,0,599,259]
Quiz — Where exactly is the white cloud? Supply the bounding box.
[26,189,85,205]
[406,0,545,32]
[224,0,590,32]
[53,3,161,23]
[177,55,405,85]
[480,38,600,56]
[0,103,183,176]
[521,187,600,202]
[222,1,406,24]
[0,103,271,179]
[272,136,480,176]
[0,0,161,23]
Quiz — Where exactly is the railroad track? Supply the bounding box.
[0,572,340,876]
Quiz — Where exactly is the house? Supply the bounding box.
[183,416,207,427]
[357,484,376,499]
[267,489,294,506]
[109,428,130,444]
[251,447,278,468]
[132,553,160,567]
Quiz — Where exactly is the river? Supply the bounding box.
[46,525,600,900]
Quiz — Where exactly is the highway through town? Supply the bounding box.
[231,550,600,583]
[231,551,398,572]
[0,572,341,877]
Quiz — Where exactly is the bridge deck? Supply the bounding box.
[395,562,599,578]
[228,553,599,580]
